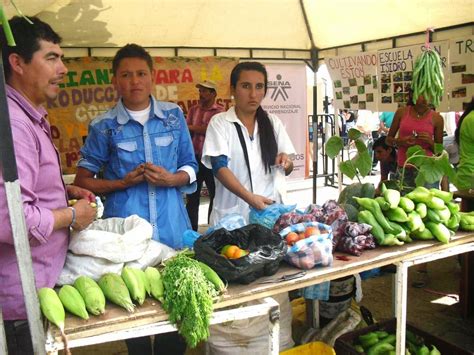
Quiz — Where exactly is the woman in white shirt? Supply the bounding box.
[202,61,296,225]
[201,61,296,353]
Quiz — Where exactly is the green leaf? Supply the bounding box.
[436,151,454,174]
[325,136,344,159]
[354,140,368,154]
[419,158,444,184]
[415,170,426,187]
[434,143,444,155]
[348,128,362,140]
[354,151,372,177]
[340,160,357,179]
[406,145,426,166]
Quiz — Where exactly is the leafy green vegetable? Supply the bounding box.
[162,253,217,348]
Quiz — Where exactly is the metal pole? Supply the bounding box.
[0,55,46,355]
[0,309,7,355]
[311,48,318,204]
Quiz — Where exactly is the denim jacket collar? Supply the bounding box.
[115,96,166,125]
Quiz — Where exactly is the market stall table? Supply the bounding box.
[45,232,474,354]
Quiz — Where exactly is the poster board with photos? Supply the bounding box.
[447,35,474,112]
[326,52,379,111]
[377,41,449,112]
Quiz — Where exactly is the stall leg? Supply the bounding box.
[305,299,320,330]
[265,297,280,355]
[395,261,408,355]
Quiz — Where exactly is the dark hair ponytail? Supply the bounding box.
[230,61,278,173]
[256,106,278,173]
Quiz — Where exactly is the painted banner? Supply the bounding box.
[46,56,238,174]
[261,63,308,179]
[325,52,379,111]
[377,41,449,112]
[447,35,474,112]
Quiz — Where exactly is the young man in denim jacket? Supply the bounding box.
[75,43,197,354]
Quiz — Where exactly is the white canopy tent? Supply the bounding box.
[4,0,474,63]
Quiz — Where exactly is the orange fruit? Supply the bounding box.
[232,248,247,259]
[224,245,240,259]
[220,245,232,256]
[305,226,320,238]
[286,232,299,246]
[298,232,306,240]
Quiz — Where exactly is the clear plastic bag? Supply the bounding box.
[280,222,333,270]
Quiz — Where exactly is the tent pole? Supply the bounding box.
[310,48,319,204]
[0,54,46,355]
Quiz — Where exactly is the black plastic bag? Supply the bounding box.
[194,224,287,284]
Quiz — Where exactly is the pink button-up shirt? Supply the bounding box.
[0,86,69,320]
[186,103,225,157]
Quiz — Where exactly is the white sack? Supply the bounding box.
[69,215,152,263]
[125,240,177,269]
[57,252,123,285]
[206,293,294,354]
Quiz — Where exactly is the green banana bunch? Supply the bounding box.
[412,49,444,107]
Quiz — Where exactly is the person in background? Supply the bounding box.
[74,43,197,355]
[386,94,443,189]
[356,110,380,172]
[373,136,397,193]
[440,131,459,191]
[345,110,356,131]
[0,16,96,354]
[379,111,395,135]
[201,61,295,352]
[185,80,225,231]
[340,109,354,145]
[455,98,474,193]
[386,93,444,288]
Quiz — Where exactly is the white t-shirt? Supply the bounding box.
[202,106,296,225]
[126,105,150,125]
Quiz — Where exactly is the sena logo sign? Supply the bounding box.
[267,74,291,101]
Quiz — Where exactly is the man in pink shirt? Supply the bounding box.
[185,80,225,230]
[0,17,96,354]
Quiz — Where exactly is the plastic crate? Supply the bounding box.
[280,341,335,355]
[335,318,472,355]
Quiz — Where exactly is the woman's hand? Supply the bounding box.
[399,135,416,147]
[416,132,434,148]
[248,194,274,210]
[275,153,294,175]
